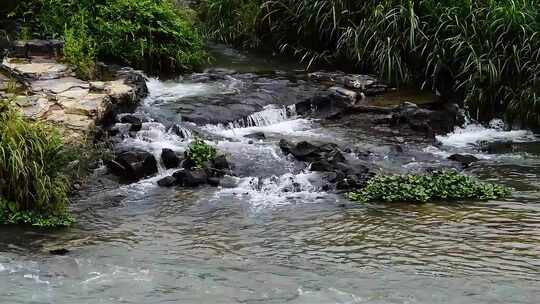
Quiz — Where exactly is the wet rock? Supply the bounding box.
[448,154,479,167]
[173,168,208,187]
[213,154,230,171]
[120,114,141,125]
[106,150,158,181]
[220,175,240,188]
[181,158,197,170]
[328,86,358,103]
[295,90,355,119]
[480,141,514,154]
[161,148,180,169]
[129,122,142,132]
[390,102,465,135]
[207,177,221,187]
[157,176,177,187]
[49,248,70,256]
[244,132,266,140]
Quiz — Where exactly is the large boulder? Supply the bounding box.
[390,102,465,135]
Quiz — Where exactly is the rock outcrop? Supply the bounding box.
[0,40,148,141]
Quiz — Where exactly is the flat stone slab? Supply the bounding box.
[31,77,89,94]
[1,54,147,141]
[2,57,72,80]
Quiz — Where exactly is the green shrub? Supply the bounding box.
[13,0,207,72]
[186,138,217,168]
[198,0,262,48]
[0,100,72,226]
[62,16,97,80]
[347,170,511,203]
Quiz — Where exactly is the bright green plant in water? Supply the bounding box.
[186,138,217,168]
[0,100,73,227]
[347,170,511,203]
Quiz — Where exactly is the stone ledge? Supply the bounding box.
[1,55,148,142]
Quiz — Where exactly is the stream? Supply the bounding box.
[1,45,539,303]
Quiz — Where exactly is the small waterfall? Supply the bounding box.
[228,104,297,129]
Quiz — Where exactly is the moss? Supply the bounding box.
[347,170,511,203]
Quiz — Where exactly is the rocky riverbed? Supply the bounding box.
[1,44,539,303]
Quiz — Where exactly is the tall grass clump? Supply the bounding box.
[11,0,206,72]
[0,100,73,227]
[199,0,540,128]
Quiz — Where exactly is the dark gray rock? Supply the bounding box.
[173,168,208,187]
[120,114,142,125]
[161,148,180,169]
[213,154,230,171]
[448,154,479,167]
[390,102,465,135]
[207,177,221,187]
[106,149,158,181]
[244,132,266,140]
[157,176,177,187]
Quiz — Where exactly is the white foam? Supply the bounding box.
[216,172,331,208]
[436,119,535,148]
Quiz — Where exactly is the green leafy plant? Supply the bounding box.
[347,170,511,203]
[0,99,73,227]
[12,0,207,72]
[186,138,217,168]
[62,15,97,80]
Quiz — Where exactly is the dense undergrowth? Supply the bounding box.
[10,0,206,74]
[199,0,540,128]
[347,170,511,203]
[0,100,74,227]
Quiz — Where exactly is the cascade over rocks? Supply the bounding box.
[279,139,373,190]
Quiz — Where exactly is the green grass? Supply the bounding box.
[10,0,207,73]
[0,100,73,227]
[347,170,511,203]
[198,0,540,128]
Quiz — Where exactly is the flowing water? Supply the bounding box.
[1,46,539,303]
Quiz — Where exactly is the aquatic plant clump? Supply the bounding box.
[347,170,511,203]
[0,101,73,227]
[186,138,217,168]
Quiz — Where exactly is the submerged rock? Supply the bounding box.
[157,176,177,187]
[448,154,479,167]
